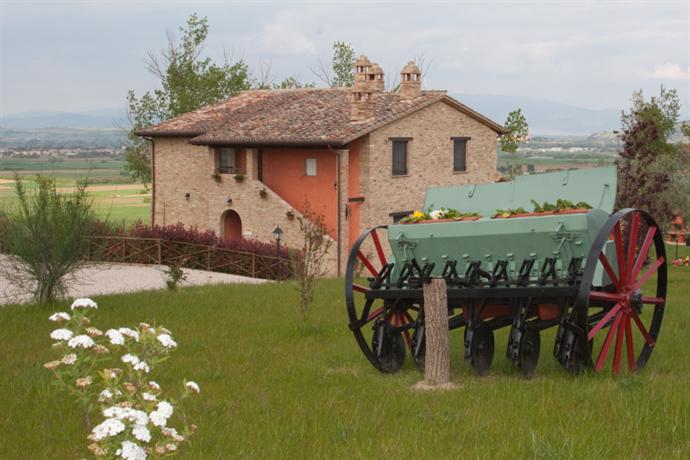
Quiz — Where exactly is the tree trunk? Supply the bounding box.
[423,277,450,386]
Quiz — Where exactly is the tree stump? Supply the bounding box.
[422,277,451,386]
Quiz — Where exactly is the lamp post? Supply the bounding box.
[273,225,283,281]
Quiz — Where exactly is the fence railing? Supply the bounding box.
[85,236,292,280]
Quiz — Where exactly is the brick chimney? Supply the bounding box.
[399,61,422,99]
[351,55,384,121]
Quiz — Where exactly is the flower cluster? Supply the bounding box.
[400,208,481,223]
[44,298,199,459]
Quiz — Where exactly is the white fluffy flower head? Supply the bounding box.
[149,400,174,427]
[116,440,147,460]
[70,298,98,310]
[185,381,200,394]
[133,361,150,373]
[67,334,95,349]
[105,329,125,345]
[118,328,140,342]
[91,418,125,441]
[61,353,78,365]
[142,392,157,401]
[50,328,73,341]
[121,354,140,365]
[157,333,177,349]
[49,312,70,322]
[132,424,152,443]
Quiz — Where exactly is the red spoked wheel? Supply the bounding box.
[571,209,667,374]
[345,226,423,373]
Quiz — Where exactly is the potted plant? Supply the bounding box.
[211,171,222,182]
[285,210,295,221]
[234,173,246,183]
[259,188,268,199]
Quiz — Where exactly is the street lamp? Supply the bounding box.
[273,225,283,281]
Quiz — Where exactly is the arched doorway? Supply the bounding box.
[222,210,243,241]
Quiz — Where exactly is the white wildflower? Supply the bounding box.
[185,381,200,394]
[162,427,185,442]
[116,440,147,460]
[165,443,177,452]
[148,381,161,392]
[61,353,78,365]
[142,392,157,401]
[118,328,140,342]
[429,209,445,220]
[99,389,114,401]
[132,424,151,443]
[121,354,140,366]
[48,312,70,322]
[133,361,150,373]
[156,333,177,349]
[103,406,148,426]
[149,401,173,427]
[86,327,103,337]
[70,298,98,310]
[105,329,125,345]
[68,334,95,349]
[91,418,125,441]
[50,328,73,341]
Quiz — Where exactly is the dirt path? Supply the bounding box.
[0,257,269,305]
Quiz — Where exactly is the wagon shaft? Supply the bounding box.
[345,167,668,377]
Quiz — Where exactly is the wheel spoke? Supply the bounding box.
[626,212,640,281]
[612,314,625,375]
[589,290,624,304]
[641,296,665,305]
[598,253,622,291]
[594,312,623,373]
[624,315,635,372]
[630,226,657,283]
[613,222,627,286]
[588,302,623,340]
[353,284,368,293]
[369,229,388,268]
[364,306,384,324]
[632,257,665,292]
[630,310,655,347]
[357,250,378,277]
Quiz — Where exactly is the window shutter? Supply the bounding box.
[392,140,407,176]
[453,139,467,172]
[305,158,317,176]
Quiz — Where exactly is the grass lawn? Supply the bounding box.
[0,264,689,458]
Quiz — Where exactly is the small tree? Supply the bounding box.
[0,175,96,305]
[291,202,333,322]
[500,108,529,178]
[313,41,356,88]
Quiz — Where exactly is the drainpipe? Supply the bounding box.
[329,145,342,277]
[143,137,155,225]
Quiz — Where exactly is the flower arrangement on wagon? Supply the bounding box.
[44,298,200,459]
[399,208,480,223]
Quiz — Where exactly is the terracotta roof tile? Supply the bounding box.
[136,88,505,145]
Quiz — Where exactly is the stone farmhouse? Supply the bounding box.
[137,56,506,275]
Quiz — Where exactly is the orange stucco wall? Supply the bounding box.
[348,140,361,247]
[261,147,337,238]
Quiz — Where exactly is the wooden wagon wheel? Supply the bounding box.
[567,209,667,374]
[345,226,424,373]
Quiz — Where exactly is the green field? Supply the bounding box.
[1,259,688,458]
[0,157,150,225]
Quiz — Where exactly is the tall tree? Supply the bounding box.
[125,13,251,185]
[499,108,529,177]
[313,41,356,87]
[616,86,688,227]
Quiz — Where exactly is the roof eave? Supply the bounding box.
[189,137,348,149]
[441,96,508,134]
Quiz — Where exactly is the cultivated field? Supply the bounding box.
[0,157,150,225]
[0,246,688,458]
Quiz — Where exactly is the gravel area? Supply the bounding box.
[0,256,269,305]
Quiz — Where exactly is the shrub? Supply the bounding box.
[44,298,199,458]
[0,175,97,305]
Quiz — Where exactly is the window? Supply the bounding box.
[218,147,236,174]
[305,158,317,176]
[391,139,409,176]
[453,137,469,172]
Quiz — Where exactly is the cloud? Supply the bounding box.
[645,63,690,80]
[257,14,317,56]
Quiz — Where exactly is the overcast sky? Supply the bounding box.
[0,0,688,117]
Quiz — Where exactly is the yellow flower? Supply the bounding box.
[411,211,424,219]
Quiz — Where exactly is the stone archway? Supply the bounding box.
[222,210,243,241]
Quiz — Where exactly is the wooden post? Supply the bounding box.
[422,277,451,386]
[156,239,162,265]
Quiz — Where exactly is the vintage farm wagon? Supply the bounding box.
[345,167,667,377]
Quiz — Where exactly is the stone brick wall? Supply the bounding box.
[359,100,500,231]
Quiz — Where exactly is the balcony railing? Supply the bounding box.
[216,166,246,175]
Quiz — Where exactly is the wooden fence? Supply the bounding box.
[85,236,293,280]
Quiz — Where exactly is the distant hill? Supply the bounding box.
[0,108,126,130]
[452,93,621,135]
[0,127,127,149]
